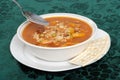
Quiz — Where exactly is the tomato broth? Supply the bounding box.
[22,17,92,47]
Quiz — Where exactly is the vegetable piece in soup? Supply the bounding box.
[22,17,92,47]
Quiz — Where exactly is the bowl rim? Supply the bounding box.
[17,13,98,50]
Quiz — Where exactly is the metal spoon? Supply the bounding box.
[12,0,49,26]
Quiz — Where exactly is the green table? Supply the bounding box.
[0,0,120,80]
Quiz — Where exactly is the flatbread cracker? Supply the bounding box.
[69,36,110,66]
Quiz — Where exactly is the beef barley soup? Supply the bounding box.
[22,17,92,47]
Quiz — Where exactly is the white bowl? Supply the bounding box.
[17,13,98,61]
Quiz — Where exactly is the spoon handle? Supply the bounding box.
[13,0,23,12]
[12,0,49,26]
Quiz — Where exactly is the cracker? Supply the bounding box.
[69,36,109,66]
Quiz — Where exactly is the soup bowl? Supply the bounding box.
[17,13,98,61]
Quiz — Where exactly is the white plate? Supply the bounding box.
[10,29,111,72]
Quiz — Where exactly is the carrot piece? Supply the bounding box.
[68,27,75,34]
[72,33,85,38]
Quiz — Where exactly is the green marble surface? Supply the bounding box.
[0,0,120,80]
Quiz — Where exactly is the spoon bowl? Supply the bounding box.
[13,0,49,26]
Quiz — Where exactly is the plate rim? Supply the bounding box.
[10,29,111,72]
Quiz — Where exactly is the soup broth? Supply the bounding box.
[22,17,92,47]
